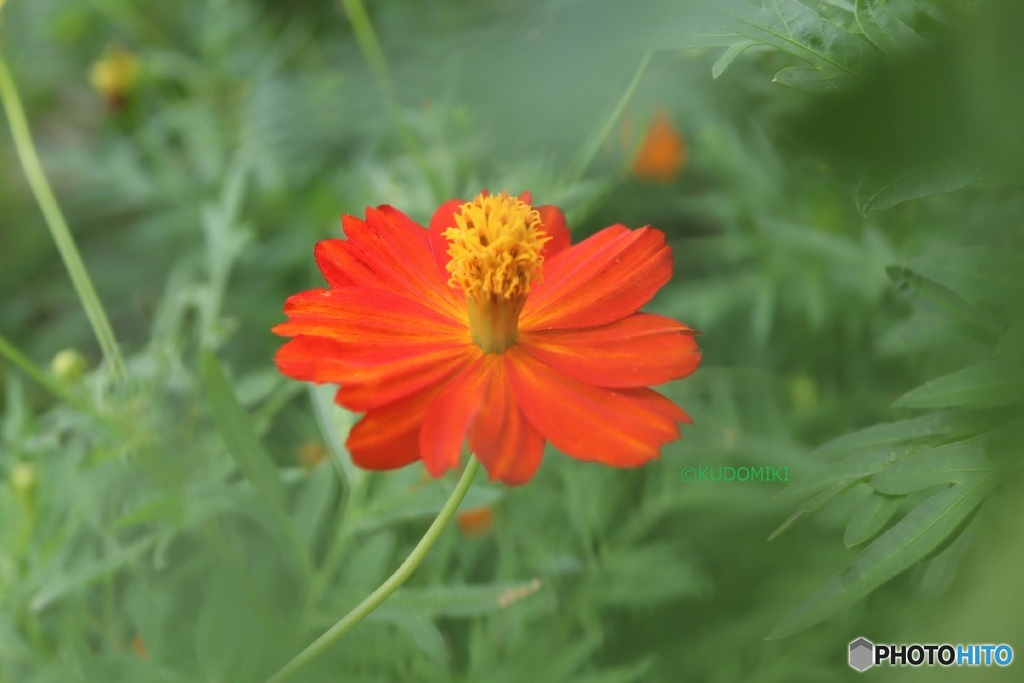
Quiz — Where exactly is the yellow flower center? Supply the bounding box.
[444,192,550,353]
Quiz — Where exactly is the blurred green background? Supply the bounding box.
[2,0,1023,681]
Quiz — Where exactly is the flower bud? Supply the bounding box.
[89,47,139,109]
[297,441,328,469]
[50,348,88,381]
[11,462,37,497]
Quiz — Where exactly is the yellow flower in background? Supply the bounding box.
[297,441,329,469]
[89,47,139,109]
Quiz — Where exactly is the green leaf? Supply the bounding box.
[368,608,447,664]
[869,436,993,495]
[776,443,918,502]
[855,0,928,55]
[201,352,310,580]
[201,350,285,510]
[857,158,1000,212]
[995,317,1024,357]
[769,480,857,541]
[194,572,254,680]
[844,492,902,547]
[539,631,604,681]
[877,312,978,353]
[712,39,758,78]
[384,580,543,618]
[893,355,1024,409]
[569,658,655,683]
[769,470,996,638]
[115,495,187,528]
[906,247,1024,310]
[309,383,360,487]
[772,65,846,91]
[917,528,972,597]
[725,0,866,73]
[351,479,504,533]
[751,277,776,344]
[30,538,157,612]
[666,0,874,89]
[815,410,1005,455]
[594,543,708,606]
[336,531,397,596]
[292,464,337,551]
[886,265,1003,335]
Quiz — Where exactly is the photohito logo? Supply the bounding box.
[848,637,1014,671]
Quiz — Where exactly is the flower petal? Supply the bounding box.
[346,385,443,470]
[428,198,465,278]
[419,354,498,478]
[316,208,464,320]
[276,335,480,411]
[273,287,477,410]
[518,313,701,388]
[333,343,479,411]
[467,358,546,485]
[536,204,571,259]
[313,217,377,289]
[505,346,689,466]
[272,288,468,346]
[521,225,672,331]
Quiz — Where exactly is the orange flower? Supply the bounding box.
[631,109,687,183]
[274,191,700,485]
[131,635,148,661]
[457,506,495,537]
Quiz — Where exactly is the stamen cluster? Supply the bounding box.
[443,192,550,301]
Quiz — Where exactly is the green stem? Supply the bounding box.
[266,458,481,683]
[339,0,445,200]
[0,335,127,441]
[566,51,652,185]
[0,333,91,414]
[0,56,126,381]
[297,471,369,633]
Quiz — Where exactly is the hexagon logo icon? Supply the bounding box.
[849,637,875,671]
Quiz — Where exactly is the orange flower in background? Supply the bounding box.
[457,506,494,537]
[274,191,701,485]
[131,635,148,661]
[631,108,687,183]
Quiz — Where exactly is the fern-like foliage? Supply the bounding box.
[675,0,948,91]
[768,246,1024,637]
